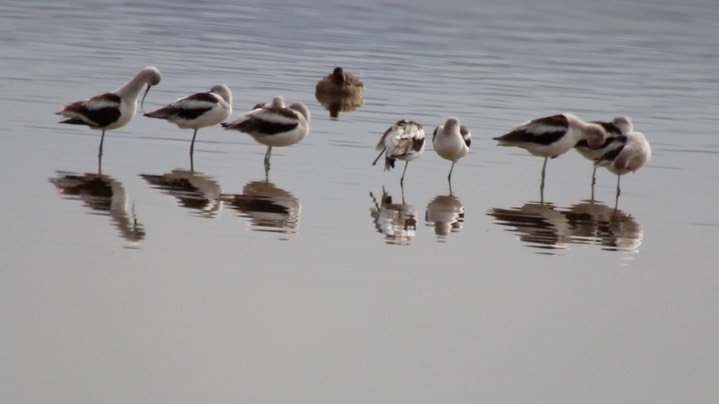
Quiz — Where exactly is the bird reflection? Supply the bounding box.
[369,187,417,245]
[139,169,223,218]
[425,194,465,240]
[223,180,301,234]
[49,171,145,244]
[488,200,643,253]
[315,90,364,119]
[564,200,642,252]
[489,202,571,252]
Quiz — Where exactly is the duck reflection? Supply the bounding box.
[315,90,364,119]
[425,194,465,240]
[139,169,222,218]
[564,200,642,252]
[489,200,643,253]
[370,188,417,245]
[49,171,145,244]
[223,180,301,234]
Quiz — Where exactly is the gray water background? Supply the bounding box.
[2,0,719,402]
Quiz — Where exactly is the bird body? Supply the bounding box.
[494,113,606,158]
[432,116,471,181]
[595,131,651,177]
[575,115,634,194]
[575,116,633,162]
[222,96,310,174]
[594,131,651,206]
[494,113,607,201]
[56,66,162,156]
[315,67,364,95]
[144,84,232,130]
[58,66,162,131]
[373,119,425,185]
[224,96,310,147]
[144,84,232,169]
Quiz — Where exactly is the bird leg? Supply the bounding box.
[189,129,198,173]
[590,166,598,200]
[98,129,106,158]
[448,161,456,182]
[540,157,547,204]
[591,166,597,187]
[190,129,198,159]
[264,146,273,175]
[400,161,409,186]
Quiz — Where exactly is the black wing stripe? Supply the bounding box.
[600,136,628,162]
[411,137,425,152]
[186,92,219,103]
[498,129,566,145]
[175,107,213,120]
[592,121,622,137]
[237,118,298,135]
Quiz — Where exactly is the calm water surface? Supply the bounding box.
[2,0,719,402]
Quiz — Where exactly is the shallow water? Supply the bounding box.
[2,0,719,402]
